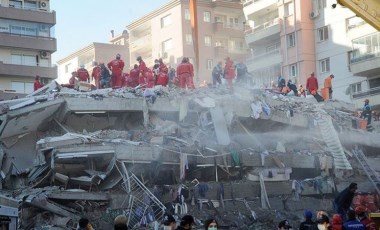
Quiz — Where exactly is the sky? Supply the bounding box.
[50,0,169,64]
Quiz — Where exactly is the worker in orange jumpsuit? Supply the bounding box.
[324,74,334,99]
[223,57,235,90]
[128,64,140,88]
[176,57,195,90]
[107,54,125,89]
[34,75,43,91]
[91,62,101,89]
[306,72,318,94]
[77,65,90,82]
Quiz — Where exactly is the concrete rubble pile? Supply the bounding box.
[0,81,379,229]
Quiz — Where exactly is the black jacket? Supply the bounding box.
[334,187,355,210]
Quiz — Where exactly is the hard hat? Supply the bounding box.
[364,99,369,103]
[116,54,121,59]
[355,206,366,215]
[80,64,85,68]
[136,56,142,61]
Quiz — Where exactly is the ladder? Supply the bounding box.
[352,146,380,195]
[317,116,352,170]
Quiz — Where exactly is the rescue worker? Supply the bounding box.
[331,214,343,230]
[176,57,195,90]
[355,206,376,230]
[107,54,125,89]
[333,183,358,221]
[277,75,286,92]
[212,61,223,87]
[99,63,111,89]
[128,64,140,88]
[155,58,169,86]
[324,74,334,99]
[175,215,194,230]
[158,58,168,74]
[137,56,147,78]
[298,84,306,97]
[223,57,235,89]
[306,72,318,95]
[342,210,365,230]
[34,75,43,91]
[360,99,372,126]
[145,68,155,88]
[77,64,90,82]
[121,72,129,87]
[69,71,79,89]
[235,60,248,83]
[299,211,315,230]
[152,59,160,76]
[91,62,101,89]
[287,80,298,96]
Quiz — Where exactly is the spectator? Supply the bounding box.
[114,215,128,230]
[278,220,292,230]
[175,215,194,230]
[34,75,43,91]
[163,214,176,230]
[204,218,218,230]
[299,210,315,230]
[333,183,358,221]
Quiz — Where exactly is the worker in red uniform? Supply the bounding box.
[355,207,376,230]
[128,64,140,88]
[158,58,168,74]
[121,72,129,87]
[91,62,101,89]
[155,58,169,87]
[223,57,236,90]
[34,75,43,91]
[306,72,318,95]
[177,57,195,90]
[145,68,156,88]
[77,65,90,82]
[107,54,125,89]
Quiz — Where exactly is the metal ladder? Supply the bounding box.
[352,146,380,195]
[317,116,352,170]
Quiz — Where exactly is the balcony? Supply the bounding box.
[245,18,280,45]
[243,0,279,18]
[350,32,380,77]
[129,34,152,52]
[0,32,57,52]
[351,86,380,108]
[213,22,245,36]
[0,62,57,79]
[0,6,56,24]
[215,46,229,58]
[246,49,281,72]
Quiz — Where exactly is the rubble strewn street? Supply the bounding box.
[0,82,379,229]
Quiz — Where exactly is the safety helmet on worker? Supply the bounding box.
[116,54,121,59]
[136,56,142,61]
[80,64,85,68]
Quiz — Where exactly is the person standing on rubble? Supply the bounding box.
[223,57,235,90]
[212,61,223,87]
[156,58,169,87]
[34,75,43,91]
[299,211,315,230]
[235,60,248,83]
[107,54,125,89]
[99,63,111,89]
[306,72,318,95]
[333,183,358,221]
[360,99,372,127]
[287,80,298,96]
[277,75,286,92]
[177,57,195,90]
[77,65,90,82]
[324,74,334,99]
[128,64,140,88]
[91,62,101,89]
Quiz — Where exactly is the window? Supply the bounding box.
[227,17,239,27]
[162,38,173,52]
[287,32,296,47]
[24,1,38,9]
[346,17,365,30]
[11,25,37,36]
[65,63,71,74]
[289,64,297,77]
[204,36,211,46]
[207,59,213,70]
[351,83,362,93]
[215,16,223,23]
[184,9,190,20]
[215,40,223,47]
[320,58,330,73]
[9,0,22,8]
[161,14,172,28]
[266,43,280,52]
[11,54,37,66]
[284,2,294,17]
[185,34,193,45]
[11,82,33,93]
[318,26,329,41]
[203,11,211,22]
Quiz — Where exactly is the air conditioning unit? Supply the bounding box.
[39,0,48,10]
[309,11,319,19]
[40,51,50,59]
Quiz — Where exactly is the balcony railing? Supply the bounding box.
[352,86,380,99]
[351,32,380,63]
[0,31,53,40]
[214,21,244,30]
[245,18,280,34]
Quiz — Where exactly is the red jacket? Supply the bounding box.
[177,63,194,77]
[332,214,342,230]
[34,80,43,91]
[224,60,235,79]
[128,68,140,88]
[159,63,168,74]
[306,76,318,92]
[156,72,169,86]
[139,60,147,74]
[107,59,124,76]
[360,218,376,230]
[145,69,155,88]
[77,68,90,82]
[91,66,101,81]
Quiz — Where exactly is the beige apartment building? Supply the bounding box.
[127,0,249,84]
[56,31,129,84]
[0,0,57,94]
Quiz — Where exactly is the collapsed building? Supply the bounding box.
[0,82,379,229]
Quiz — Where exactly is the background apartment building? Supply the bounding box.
[0,0,57,95]
[243,0,380,108]
[127,0,249,84]
[56,31,129,84]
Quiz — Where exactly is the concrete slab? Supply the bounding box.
[210,107,231,146]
